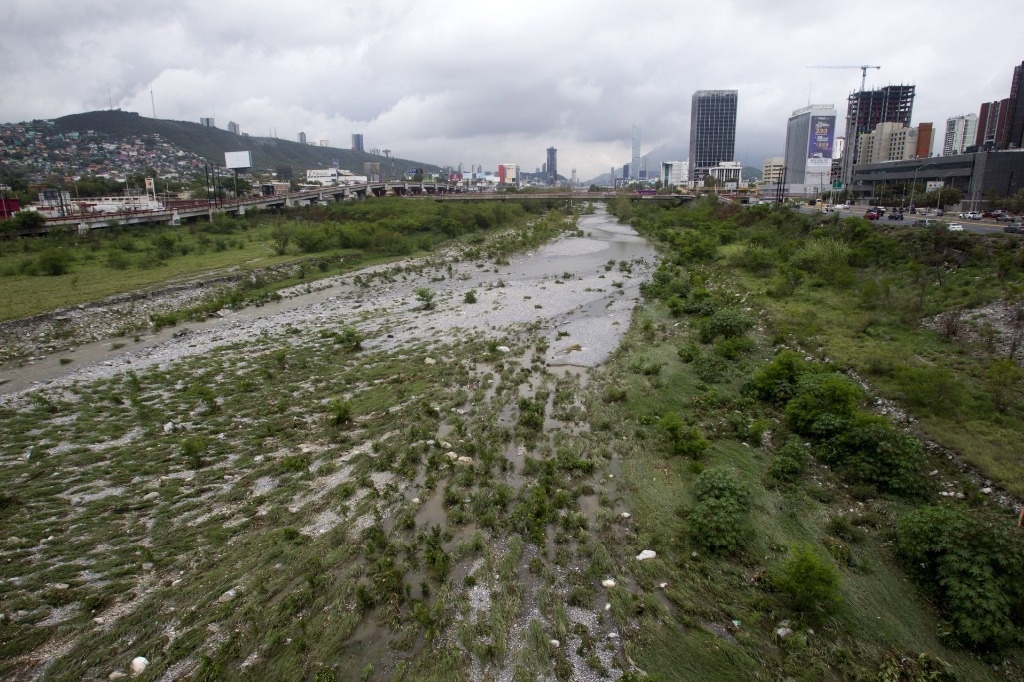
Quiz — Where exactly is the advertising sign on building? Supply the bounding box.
[807,116,836,166]
[926,181,944,192]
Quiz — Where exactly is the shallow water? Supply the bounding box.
[0,207,655,396]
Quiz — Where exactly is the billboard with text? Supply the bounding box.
[224,151,253,170]
[807,116,835,164]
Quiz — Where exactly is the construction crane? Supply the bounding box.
[807,65,882,91]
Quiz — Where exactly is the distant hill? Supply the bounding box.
[52,110,440,177]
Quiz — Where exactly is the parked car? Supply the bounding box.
[959,211,982,220]
[1005,222,1024,234]
[997,214,1015,222]
[947,223,964,231]
[865,210,880,220]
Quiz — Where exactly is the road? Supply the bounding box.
[801,206,1017,235]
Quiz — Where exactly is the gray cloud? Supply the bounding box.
[2,0,1020,179]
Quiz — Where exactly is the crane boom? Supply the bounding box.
[806,65,882,91]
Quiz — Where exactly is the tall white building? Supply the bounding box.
[943,114,978,156]
[783,105,837,187]
[631,125,641,179]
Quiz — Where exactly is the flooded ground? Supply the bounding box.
[0,207,655,397]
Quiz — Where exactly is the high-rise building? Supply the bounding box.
[351,134,364,152]
[200,117,215,128]
[856,122,933,164]
[943,114,978,156]
[227,121,240,135]
[783,105,837,188]
[660,161,689,188]
[546,147,558,186]
[1009,60,1024,149]
[976,100,1012,149]
[298,132,307,144]
[841,85,915,183]
[688,90,738,185]
[630,126,641,180]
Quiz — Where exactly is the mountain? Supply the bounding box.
[52,110,440,177]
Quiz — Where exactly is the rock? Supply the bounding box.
[604,602,611,611]
[549,639,560,648]
[411,497,421,504]
[691,551,698,559]
[620,512,631,519]
[636,550,657,561]
[456,456,474,465]
[659,582,668,589]
[142,492,159,502]
[439,441,452,450]
[607,632,619,640]
[130,656,149,674]
[142,562,154,571]
[94,617,105,625]
[601,579,616,588]
[929,469,939,476]
[424,357,437,365]
[163,421,174,433]
[53,583,70,591]
[981,487,993,495]
[775,627,793,639]
[109,673,127,680]
[218,588,237,603]
[445,451,458,461]
[496,346,511,353]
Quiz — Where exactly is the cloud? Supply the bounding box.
[1,0,1021,179]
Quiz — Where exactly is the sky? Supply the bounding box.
[1,1,1021,181]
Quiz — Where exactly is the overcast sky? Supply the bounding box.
[2,1,1021,180]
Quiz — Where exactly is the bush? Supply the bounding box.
[767,439,808,485]
[659,413,709,457]
[36,248,72,276]
[784,372,863,438]
[745,350,812,404]
[414,287,435,310]
[328,398,353,426]
[820,413,931,498]
[896,505,1024,651]
[769,544,842,621]
[699,307,753,343]
[463,289,477,304]
[687,468,752,555]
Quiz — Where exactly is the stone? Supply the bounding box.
[601,579,616,588]
[142,492,159,502]
[636,550,657,561]
[53,583,70,591]
[929,469,939,476]
[981,487,993,495]
[411,498,421,505]
[163,421,174,433]
[445,451,458,461]
[424,357,437,365]
[549,639,560,648]
[659,582,668,589]
[218,588,237,603]
[607,632,619,640]
[456,456,474,465]
[496,346,511,353]
[93,617,105,625]
[620,512,631,519]
[604,603,611,611]
[109,673,128,680]
[775,627,793,639]
[130,656,149,674]
[439,441,452,450]
[142,562,153,571]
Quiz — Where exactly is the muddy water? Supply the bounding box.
[0,206,656,396]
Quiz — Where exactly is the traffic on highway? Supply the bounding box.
[799,203,1021,235]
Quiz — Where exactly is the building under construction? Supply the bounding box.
[841,85,915,184]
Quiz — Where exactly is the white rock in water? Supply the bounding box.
[601,579,616,588]
[130,656,149,674]
[549,639,560,648]
[163,422,174,433]
[218,588,237,603]
[496,346,511,353]
[636,550,657,561]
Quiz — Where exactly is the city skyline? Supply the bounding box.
[0,1,1021,180]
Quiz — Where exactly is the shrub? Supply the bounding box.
[784,372,863,438]
[896,505,1024,651]
[281,454,309,472]
[820,413,931,498]
[659,413,709,457]
[745,350,812,404]
[414,287,435,310]
[36,248,72,276]
[463,289,477,304]
[687,468,752,555]
[767,439,808,485]
[699,307,753,343]
[328,398,353,426]
[769,544,842,621]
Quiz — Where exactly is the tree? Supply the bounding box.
[770,544,842,621]
[414,287,435,310]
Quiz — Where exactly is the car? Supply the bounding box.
[959,211,982,220]
[1005,222,1024,234]
[865,210,880,220]
[912,219,938,228]
[835,203,850,210]
[947,223,964,231]
[982,211,997,218]
[997,214,1015,222]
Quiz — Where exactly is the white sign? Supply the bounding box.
[224,151,252,170]
[926,181,944,191]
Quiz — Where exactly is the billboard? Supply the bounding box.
[807,115,835,163]
[224,151,252,170]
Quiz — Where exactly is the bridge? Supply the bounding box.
[24,184,696,236]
